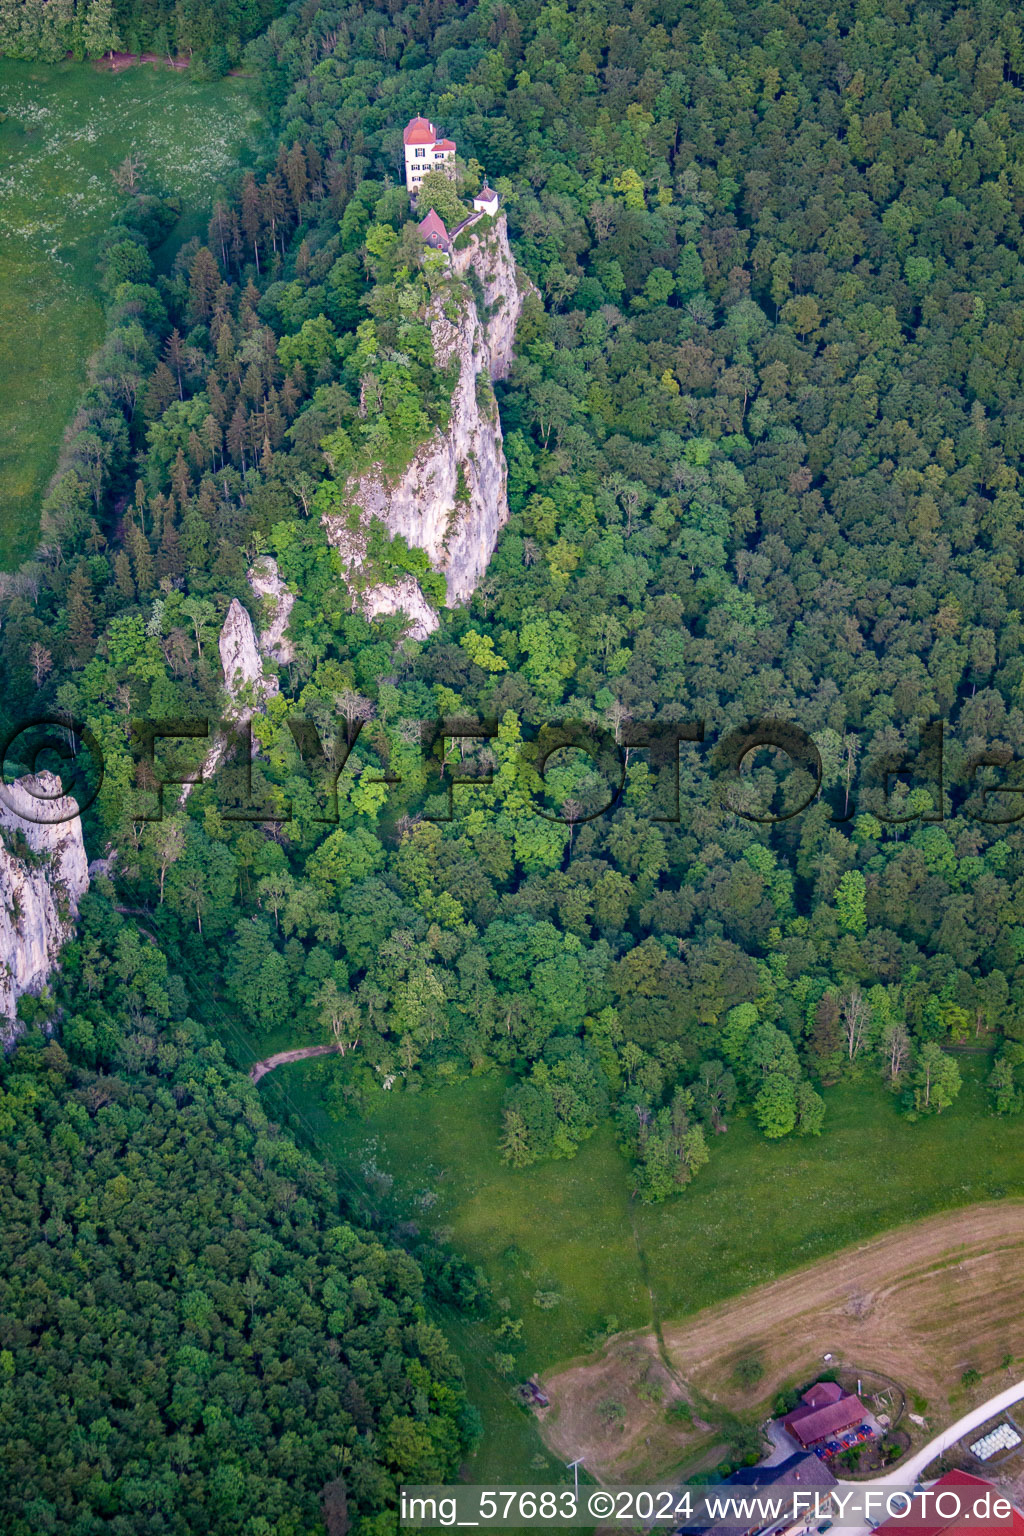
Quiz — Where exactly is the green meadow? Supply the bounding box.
[0,59,262,569]
[259,1054,1024,1467]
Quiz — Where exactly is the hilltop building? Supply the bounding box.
[404,116,456,196]
[403,114,503,234]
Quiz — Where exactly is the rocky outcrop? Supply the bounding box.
[88,850,118,880]
[181,599,277,803]
[248,556,295,664]
[0,772,88,1042]
[219,598,279,714]
[363,575,440,641]
[323,213,527,634]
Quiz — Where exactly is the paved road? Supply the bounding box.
[881,1377,1024,1488]
[761,1419,800,1467]
[835,1378,1024,1534]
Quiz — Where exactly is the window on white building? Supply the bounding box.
[414,148,425,157]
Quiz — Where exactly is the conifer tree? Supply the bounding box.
[65,564,95,666]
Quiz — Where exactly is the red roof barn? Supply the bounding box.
[782,1381,866,1448]
[802,1382,844,1410]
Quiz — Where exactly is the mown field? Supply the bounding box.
[0,59,262,568]
[259,1056,1024,1479]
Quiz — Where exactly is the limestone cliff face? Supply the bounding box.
[450,213,527,382]
[248,556,295,665]
[0,773,88,1042]
[182,598,278,803]
[323,213,527,634]
[362,575,440,642]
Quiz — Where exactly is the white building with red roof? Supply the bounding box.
[473,184,499,215]
[403,116,456,196]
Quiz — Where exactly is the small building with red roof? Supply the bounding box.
[403,116,457,197]
[418,208,451,253]
[802,1382,845,1411]
[874,1470,1024,1536]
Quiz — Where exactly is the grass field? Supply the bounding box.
[0,59,262,568]
[266,1057,1024,1480]
[311,1062,1024,1361]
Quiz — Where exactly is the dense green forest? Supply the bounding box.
[6,0,1024,1521]
[0,59,260,566]
[0,890,478,1534]
[0,0,282,69]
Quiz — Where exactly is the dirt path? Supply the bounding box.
[628,1203,687,1394]
[250,1044,341,1083]
[540,1202,1024,1484]
[103,51,190,70]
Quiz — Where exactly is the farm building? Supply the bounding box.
[781,1381,868,1449]
[678,1451,836,1536]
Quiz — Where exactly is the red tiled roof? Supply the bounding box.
[876,1470,1024,1536]
[783,1393,864,1446]
[802,1381,844,1409]
[418,209,450,243]
[433,138,456,151]
[404,116,435,144]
